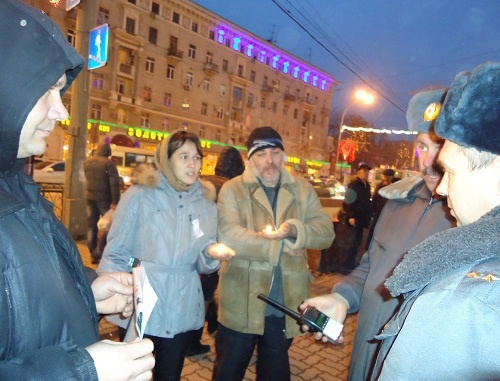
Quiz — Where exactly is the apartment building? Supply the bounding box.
[30,0,338,176]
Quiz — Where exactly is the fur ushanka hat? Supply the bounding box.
[435,61,500,155]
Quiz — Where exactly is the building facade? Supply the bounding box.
[30,0,338,176]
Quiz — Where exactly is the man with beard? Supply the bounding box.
[300,89,455,381]
[212,126,334,380]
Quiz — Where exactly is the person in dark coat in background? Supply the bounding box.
[366,168,396,247]
[342,163,372,273]
[187,146,246,356]
[0,1,154,379]
[84,143,121,263]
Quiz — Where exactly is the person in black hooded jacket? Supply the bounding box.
[0,1,154,380]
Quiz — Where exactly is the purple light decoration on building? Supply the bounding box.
[259,50,266,63]
[232,37,241,51]
[215,26,331,91]
[246,44,254,57]
[303,71,310,83]
[272,55,280,69]
[217,30,225,44]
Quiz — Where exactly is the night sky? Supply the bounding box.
[192,0,500,131]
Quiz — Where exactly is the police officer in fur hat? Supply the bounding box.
[300,88,455,381]
[374,61,500,380]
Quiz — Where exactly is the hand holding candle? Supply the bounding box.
[207,243,235,260]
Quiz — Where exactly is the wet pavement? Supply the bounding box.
[78,241,357,381]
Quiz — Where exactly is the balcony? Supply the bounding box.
[203,62,219,75]
[284,93,296,102]
[167,48,183,60]
[119,63,134,76]
[261,84,274,94]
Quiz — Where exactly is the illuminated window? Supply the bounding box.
[202,78,210,91]
[303,71,310,83]
[246,44,254,57]
[145,57,155,73]
[293,67,300,79]
[141,115,150,128]
[272,55,280,69]
[312,76,318,87]
[166,64,175,79]
[259,50,266,63]
[220,85,226,96]
[188,44,196,59]
[185,72,193,87]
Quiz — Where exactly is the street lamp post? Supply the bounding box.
[334,90,374,177]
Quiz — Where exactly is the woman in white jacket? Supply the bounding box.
[98,130,232,380]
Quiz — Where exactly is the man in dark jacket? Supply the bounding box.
[0,1,154,379]
[342,162,372,273]
[84,143,121,263]
[300,89,455,381]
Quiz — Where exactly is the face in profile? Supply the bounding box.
[170,140,202,186]
[249,147,284,187]
[17,74,69,158]
[437,140,499,227]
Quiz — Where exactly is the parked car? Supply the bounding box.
[308,178,345,198]
[33,160,65,184]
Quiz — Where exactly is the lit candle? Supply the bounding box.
[264,225,274,234]
[215,243,226,256]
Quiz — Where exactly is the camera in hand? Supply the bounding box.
[257,293,343,341]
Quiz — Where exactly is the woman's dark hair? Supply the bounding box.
[167,130,204,159]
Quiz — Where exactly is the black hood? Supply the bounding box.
[0,0,85,172]
[215,147,245,179]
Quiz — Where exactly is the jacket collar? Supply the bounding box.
[386,205,500,296]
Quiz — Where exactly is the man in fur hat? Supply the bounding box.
[0,1,154,379]
[373,61,500,380]
[212,126,334,380]
[300,89,455,381]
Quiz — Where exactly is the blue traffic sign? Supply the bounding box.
[88,24,109,70]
